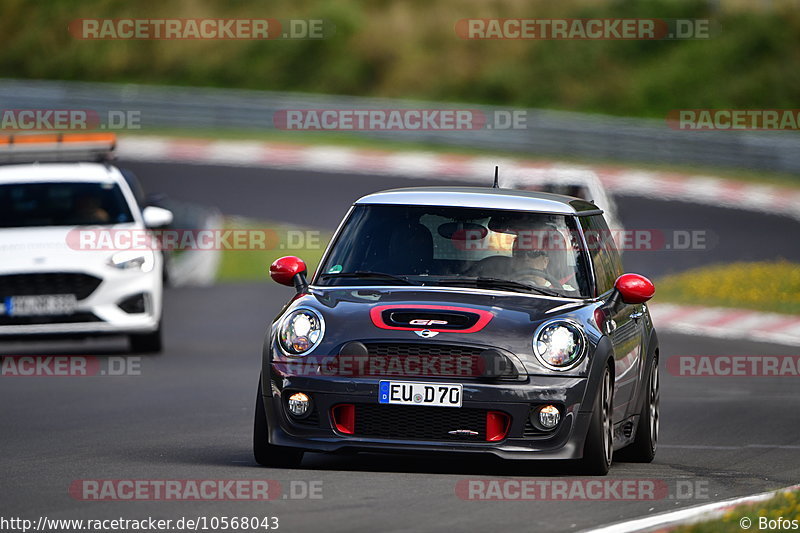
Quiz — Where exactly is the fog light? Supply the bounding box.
[118,293,148,314]
[287,392,311,417]
[538,405,561,429]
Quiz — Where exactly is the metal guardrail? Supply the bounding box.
[1,78,799,174]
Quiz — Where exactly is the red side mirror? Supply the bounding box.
[270,256,307,287]
[614,273,655,304]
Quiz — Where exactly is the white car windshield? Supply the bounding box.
[0,181,134,227]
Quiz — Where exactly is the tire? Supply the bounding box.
[253,379,304,468]
[579,365,614,475]
[618,356,659,463]
[129,326,162,354]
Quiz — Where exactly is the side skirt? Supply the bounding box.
[612,415,640,451]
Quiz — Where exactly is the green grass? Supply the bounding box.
[3,0,800,119]
[123,127,800,190]
[655,261,800,315]
[673,489,799,533]
[216,218,331,282]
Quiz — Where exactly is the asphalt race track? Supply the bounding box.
[1,162,799,532]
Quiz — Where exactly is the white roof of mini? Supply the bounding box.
[355,186,601,215]
[0,163,121,184]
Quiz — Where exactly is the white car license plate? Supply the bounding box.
[4,295,78,316]
[378,381,462,407]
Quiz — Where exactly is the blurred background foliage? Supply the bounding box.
[1,0,798,117]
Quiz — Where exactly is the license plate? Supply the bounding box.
[378,380,462,407]
[3,295,78,316]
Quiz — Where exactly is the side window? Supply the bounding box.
[579,215,622,295]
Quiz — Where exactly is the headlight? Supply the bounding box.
[108,250,154,273]
[279,308,324,356]
[533,319,586,370]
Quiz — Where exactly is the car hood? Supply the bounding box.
[0,224,141,272]
[275,285,601,375]
[308,285,582,317]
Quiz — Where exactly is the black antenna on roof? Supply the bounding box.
[493,166,499,188]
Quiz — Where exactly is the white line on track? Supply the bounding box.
[660,444,800,450]
[583,484,800,533]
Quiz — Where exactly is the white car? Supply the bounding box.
[0,162,172,352]
[499,168,624,249]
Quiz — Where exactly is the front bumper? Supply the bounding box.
[262,369,595,460]
[0,267,162,337]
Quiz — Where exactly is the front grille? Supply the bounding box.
[0,312,102,326]
[0,273,102,300]
[360,343,518,380]
[295,408,320,427]
[352,403,488,441]
[364,343,484,358]
[523,417,541,438]
[288,403,320,427]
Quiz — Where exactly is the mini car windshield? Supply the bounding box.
[0,181,135,227]
[317,204,593,298]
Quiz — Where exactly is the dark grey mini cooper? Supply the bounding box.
[255,186,658,474]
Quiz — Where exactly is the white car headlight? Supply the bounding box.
[108,250,155,273]
[533,319,586,370]
[279,308,324,356]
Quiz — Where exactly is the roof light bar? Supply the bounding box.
[0,133,116,164]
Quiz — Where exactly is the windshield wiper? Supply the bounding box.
[433,276,562,297]
[318,271,420,285]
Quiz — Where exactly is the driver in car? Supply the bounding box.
[74,194,110,223]
[511,227,575,291]
[513,246,553,287]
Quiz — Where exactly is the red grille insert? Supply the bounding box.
[331,404,355,434]
[486,411,511,442]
